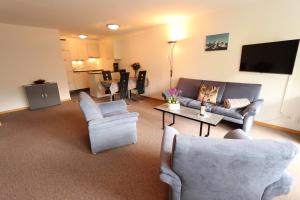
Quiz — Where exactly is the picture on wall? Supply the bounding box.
[205,33,229,51]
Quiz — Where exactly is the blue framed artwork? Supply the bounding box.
[205,33,229,51]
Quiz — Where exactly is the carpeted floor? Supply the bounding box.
[0,96,299,200]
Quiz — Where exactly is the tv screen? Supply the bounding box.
[240,40,299,75]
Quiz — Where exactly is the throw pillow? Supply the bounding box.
[224,98,251,109]
[197,84,219,104]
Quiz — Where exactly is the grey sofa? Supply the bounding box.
[160,126,298,200]
[79,92,139,154]
[175,78,263,132]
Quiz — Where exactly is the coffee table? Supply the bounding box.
[154,103,223,137]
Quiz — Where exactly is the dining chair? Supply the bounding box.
[130,70,147,100]
[113,72,129,101]
[102,71,112,81]
[119,69,126,77]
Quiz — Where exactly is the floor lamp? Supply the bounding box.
[168,40,176,88]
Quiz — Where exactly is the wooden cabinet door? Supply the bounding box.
[68,38,79,61]
[77,39,88,60]
[87,40,99,58]
[73,72,89,89]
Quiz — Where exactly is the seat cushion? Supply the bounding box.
[103,111,128,118]
[211,106,244,120]
[79,92,103,121]
[178,96,194,106]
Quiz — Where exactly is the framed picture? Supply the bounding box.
[205,33,229,51]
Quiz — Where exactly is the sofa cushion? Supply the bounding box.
[187,100,213,112]
[211,106,244,120]
[177,78,202,99]
[79,92,103,121]
[178,96,193,106]
[222,82,262,103]
[201,80,227,104]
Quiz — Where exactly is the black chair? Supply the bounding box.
[113,72,129,101]
[102,71,112,81]
[136,71,147,95]
[119,69,126,77]
[130,70,147,100]
[101,71,112,95]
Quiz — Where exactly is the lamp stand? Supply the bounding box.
[168,41,176,88]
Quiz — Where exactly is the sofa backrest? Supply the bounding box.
[172,134,298,200]
[221,82,262,103]
[176,78,262,103]
[79,92,103,122]
[177,78,202,99]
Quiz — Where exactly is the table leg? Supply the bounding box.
[205,125,211,137]
[199,122,203,136]
[162,112,165,129]
[168,114,175,126]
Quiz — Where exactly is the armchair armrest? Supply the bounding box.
[160,126,182,193]
[224,129,252,139]
[97,100,127,115]
[242,99,264,117]
[262,171,294,200]
[89,112,139,128]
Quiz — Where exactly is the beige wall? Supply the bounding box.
[117,0,300,130]
[0,23,70,112]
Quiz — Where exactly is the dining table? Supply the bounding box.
[99,77,149,99]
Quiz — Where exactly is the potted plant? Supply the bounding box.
[164,88,182,110]
[131,62,141,78]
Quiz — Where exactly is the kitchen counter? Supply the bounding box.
[73,69,103,73]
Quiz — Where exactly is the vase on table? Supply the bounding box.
[168,102,180,110]
[200,101,206,116]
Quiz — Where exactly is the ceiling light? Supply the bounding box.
[106,24,120,30]
[78,34,88,39]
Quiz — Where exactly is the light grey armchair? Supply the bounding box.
[79,92,138,154]
[160,126,298,200]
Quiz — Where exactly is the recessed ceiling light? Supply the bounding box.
[106,24,120,30]
[78,34,88,39]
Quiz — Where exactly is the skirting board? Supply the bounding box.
[0,98,71,115]
[255,121,300,135]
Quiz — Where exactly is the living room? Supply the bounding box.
[0,0,299,199]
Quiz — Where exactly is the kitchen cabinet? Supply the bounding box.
[68,38,88,61]
[87,40,99,58]
[99,38,121,60]
[24,83,61,110]
[73,72,89,89]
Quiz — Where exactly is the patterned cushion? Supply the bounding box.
[197,84,219,104]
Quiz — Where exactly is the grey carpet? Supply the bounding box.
[0,97,299,200]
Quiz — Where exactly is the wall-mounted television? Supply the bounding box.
[239,39,299,75]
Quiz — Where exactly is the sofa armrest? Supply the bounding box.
[97,100,127,115]
[160,126,182,192]
[262,172,294,200]
[242,99,264,117]
[224,129,252,140]
[89,112,139,128]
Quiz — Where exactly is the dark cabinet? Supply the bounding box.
[24,82,61,110]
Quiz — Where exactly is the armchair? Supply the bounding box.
[79,92,138,154]
[160,126,298,200]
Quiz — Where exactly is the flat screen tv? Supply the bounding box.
[239,40,299,75]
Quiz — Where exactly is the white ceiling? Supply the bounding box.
[0,0,261,36]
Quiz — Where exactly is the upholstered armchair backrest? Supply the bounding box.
[172,134,298,200]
